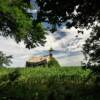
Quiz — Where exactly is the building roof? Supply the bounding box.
[27,56,49,63]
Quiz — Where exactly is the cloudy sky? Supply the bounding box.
[0,0,92,67]
[0,26,91,67]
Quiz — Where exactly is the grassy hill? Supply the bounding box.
[0,67,99,100]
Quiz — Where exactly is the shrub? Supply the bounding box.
[48,57,60,67]
[0,67,99,100]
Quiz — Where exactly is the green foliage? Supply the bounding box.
[48,57,60,68]
[0,69,20,82]
[36,0,100,31]
[0,0,46,48]
[83,26,100,73]
[7,69,20,81]
[0,67,98,100]
[0,51,12,67]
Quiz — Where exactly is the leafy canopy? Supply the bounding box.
[0,0,46,48]
[36,0,100,30]
[36,0,100,73]
[83,26,100,73]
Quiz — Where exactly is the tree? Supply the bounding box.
[0,0,46,48]
[0,51,12,66]
[82,26,100,84]
[48,57,60,68]
[36,0,100,72]
[36,0,100,30]
[82,26,100,73]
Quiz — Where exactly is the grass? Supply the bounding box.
[0,66,99,100]
[0,67,90,78]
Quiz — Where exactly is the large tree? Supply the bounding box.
[36,0,100,30]
[0,0,46,48]
[83,26,100,73]
[36,0,100,73]
[1,0,100,47]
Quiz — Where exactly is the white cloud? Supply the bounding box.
[0,27,91,67]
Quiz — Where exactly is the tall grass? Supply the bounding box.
[0,67,99,100]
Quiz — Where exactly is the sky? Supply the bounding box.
[0,0,92,67]
[0,26,91,67]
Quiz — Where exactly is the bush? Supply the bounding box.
[48,57,60,67]
[0,67,99,100]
